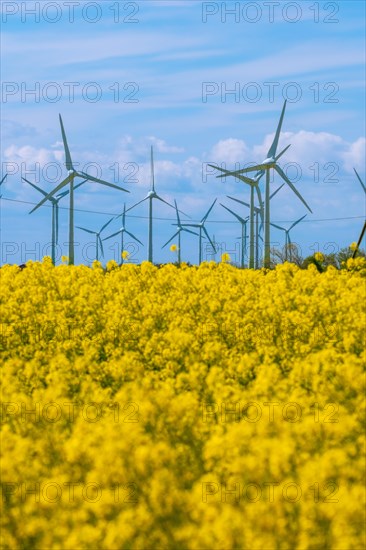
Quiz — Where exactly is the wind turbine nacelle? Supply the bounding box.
[262,157,275,165]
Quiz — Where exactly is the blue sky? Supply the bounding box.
[1,0,365,265]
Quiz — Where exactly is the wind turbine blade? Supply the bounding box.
[99,235,104,258]
[103,230,122,241]
[289,214,307,232]
[254,185,264,222]
[76,226,97,235]
[162,230,180,249]
[29,174,73,213]
[150,146,155,192]
[220,203,246,224]
[74,178,88,190]
[179,223,200,229]
[275,165,313,213]
[125,230,144,246]
[209,165,254,185]
[227,196,250,209]
[100,217,114,234]
[207,164,226,173]
[210,165,261,186]
[202,226,216,252]
[215,169,259,186]
[220,164,270,177]
[275,144,291,162]
[267,100,287,159]
[155,195,175,210]
[0,174,7,185]
[126,197,148,212]
[269,183,285,201]
[354,168,366,193]
[122,203,126,226]
[22,177,49,198]
[202,199,217,222]
[182,227,199,237]
[59,114,74,171]
[270,222,285,231]
[78,172,129,193]
[58,178,88,199]
[174,199,181,226]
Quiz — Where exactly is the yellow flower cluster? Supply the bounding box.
[1,260,365,549]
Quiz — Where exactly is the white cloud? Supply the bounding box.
[341,137,366,172]
[210,138,249,165]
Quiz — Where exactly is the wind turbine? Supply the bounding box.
[161,199,198,264]
[226,184,284,268]
[76,218,114,262]
[270,214,307,262]
[180,200,217,264]
[220,100,312,268]
[103,203,143,264]
[29,114,129,265]
[208,164,264,268]
[354,168,366,194]
[220,203,249,268]
[23,177,87,264]
[126,146,184,263]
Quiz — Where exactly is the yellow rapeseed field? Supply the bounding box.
[1,258,365,549]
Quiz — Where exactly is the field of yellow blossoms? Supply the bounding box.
[1,258,365,549]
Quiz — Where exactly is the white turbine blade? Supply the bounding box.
[0,174,7,185]
[275,144,291,162]
[174,199,181,226]
[22,177,49,199]
[271,222,285,231]
[210,165,259,186]
[354,168,366,193]
[29,174,73,213]
[255,185,264,220]
[60,178,88,198]
[267,100,287,159]
[223,164,270,177]
[202,199,217,222]
[103,229,122,241]
[227,195,250,209]
[150,145,155,192]
[275,165,313,213]
[100,217,114,234]
[215,167,259,185]
[207,164,251,181]
[220,203,246,224]
[269,183,285,201]
[162,230,180,249]
[126,197,148,212]
[78,171,130,193]
[182,227,199,237]
[207,163,226,172]
[180,223,200,229]
[76,226,97,235]
[202,226,216,252]
[59,114,74,171]
[155,194,175,210]
[289,214,307,232]
[125,229,144,246]
[99,235,104,258]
